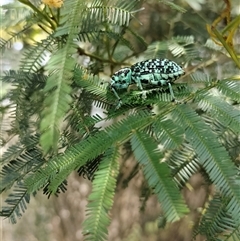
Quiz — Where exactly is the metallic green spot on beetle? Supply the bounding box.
[110,58,185,108]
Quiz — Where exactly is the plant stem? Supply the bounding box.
[17,0,57,30]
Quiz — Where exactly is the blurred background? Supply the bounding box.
[1,0,240,240]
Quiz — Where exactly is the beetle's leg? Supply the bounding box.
[131,72,144,90]
[111,86,122,109]
[168,83,175,100]
[134,75,148,99]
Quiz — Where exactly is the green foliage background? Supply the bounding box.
[1,0,240,240]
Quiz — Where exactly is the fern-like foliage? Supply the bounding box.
[24,111,153,193]
[1,135,44,191]
[82,0,140,27]
[1,71,46,139]
[83,147,120,241]
[145,35,199,61]
[172,103,239,194]
[194,194,239,240]
[19,36,55,73]
[131,131,188,221]
[0,182,30,224]
[1,0,240,240]
[39,0,86,154]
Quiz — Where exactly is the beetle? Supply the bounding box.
[110,58,185,108]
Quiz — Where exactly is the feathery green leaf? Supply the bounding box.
[83,147,120,241]
[0,182,30,224]
[198,95,240,134]
[172,104,240,206]
[131,131,188,222]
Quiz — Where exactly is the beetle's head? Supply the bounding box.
[110,67,132,90]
